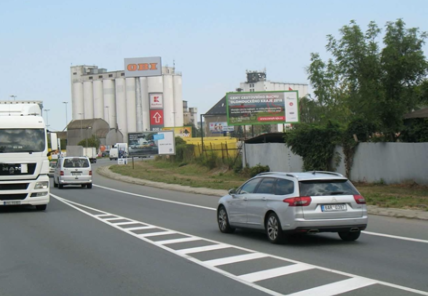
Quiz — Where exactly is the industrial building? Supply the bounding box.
[70,63,189,145]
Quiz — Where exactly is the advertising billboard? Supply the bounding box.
[162,126,192,138]
[128,131,175,156]
[128,132,159,156]
[208,122,234,133]
[226,91,299,126]
[149,93,163,109]
[124,57,162,77]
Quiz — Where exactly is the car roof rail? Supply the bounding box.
[309,171,344,177]
[256,172,274,176]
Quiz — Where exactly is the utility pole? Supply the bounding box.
[10,95,17,101]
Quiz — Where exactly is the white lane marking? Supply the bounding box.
[286,277,377,296]
[104,217,127,222]
[94,184,216,211]
[52,194,428,296]
[126,225,154,231]
[93,184,428,245]
[238,264,314,283]
[115,221,140,226]
[96,214,115,217]
[137,231,176,238]
[176,244,229,255]
[362,231,428,244]
[155,237,201,245]
[204,253,268,267]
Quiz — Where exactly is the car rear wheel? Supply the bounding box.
[81,184,86,188]
[338,230,361,241]
[58,183,63,189]
[53,179,58,188]
[217,206,235,233]
[266,212,284,244]
[87,183,92,189]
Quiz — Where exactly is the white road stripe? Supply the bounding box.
[94,184,216,211]
[93,184,428,245]
[363,231,428,244]
[203,253,268,267]
[155,237,201,245]
[115,221,141,226]
[104,217,126,222]
[125,225,154,231]
[176,244,229,255]
[137,231,176,238]
[238,264,313,283]
[95,214,115,217]
[286,277,377,296]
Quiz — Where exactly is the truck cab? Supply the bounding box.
[0,103,50,211]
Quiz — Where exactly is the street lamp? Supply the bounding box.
[86,126,92,148]
[10,95,17,101]
[44,109,50,127]
[63,102,68,129]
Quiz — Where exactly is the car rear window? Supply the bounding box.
[299,179,359,196]
[63,158,90,168]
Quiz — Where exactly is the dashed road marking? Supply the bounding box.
[52,194,428,296]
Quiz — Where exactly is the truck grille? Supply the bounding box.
[0,163,36,175]
[0,194,28,200]
[0,183,29,190]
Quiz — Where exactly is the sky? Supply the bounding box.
[1,0,427,131]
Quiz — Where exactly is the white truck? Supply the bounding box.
[66,146,97,163]
[109,143,128,160]
[0,103,50,211]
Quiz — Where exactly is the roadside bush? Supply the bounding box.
[249,164,270,177]
[196,151,218,169]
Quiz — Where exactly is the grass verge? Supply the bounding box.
[109,160,428,211]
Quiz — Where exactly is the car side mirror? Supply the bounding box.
[228,188,237,195]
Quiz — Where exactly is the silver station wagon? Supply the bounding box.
[217,171,368,243]
[53,157,92,189]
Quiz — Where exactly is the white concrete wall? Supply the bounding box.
[245,142,428,185]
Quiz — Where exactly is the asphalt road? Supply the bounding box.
[1,158,427,296]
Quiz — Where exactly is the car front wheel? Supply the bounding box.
[266,212,284,244]
[217,206,235,233]
[338,230,361,241]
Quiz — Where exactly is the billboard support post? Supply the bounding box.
[200,113,205,154]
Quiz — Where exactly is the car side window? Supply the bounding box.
[256,178,276,194]
[275,179,294,195]
[239,178,261,194]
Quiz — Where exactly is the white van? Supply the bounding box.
[53,157,92,189]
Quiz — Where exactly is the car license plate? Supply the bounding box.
[4,201,21,205]
[321,204,347,212]
[72,173,81,176]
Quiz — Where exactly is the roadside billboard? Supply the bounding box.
[162,126,192,138]
[128,132,158,156]
[124,57,162,77]
[208,122,234,133]
[128,130,176,156]
[226,91,299,126]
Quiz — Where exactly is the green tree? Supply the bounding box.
[308,19,428,141]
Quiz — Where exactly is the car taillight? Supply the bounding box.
[89,170,92,176]
[353,195,366,204]
[283,196,311,206]
[60,171,64,176]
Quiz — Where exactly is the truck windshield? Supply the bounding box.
[0,129,45,153]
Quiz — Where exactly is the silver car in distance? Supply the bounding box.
[217,171,368,244]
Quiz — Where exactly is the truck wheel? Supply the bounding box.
[35,205,47,211]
